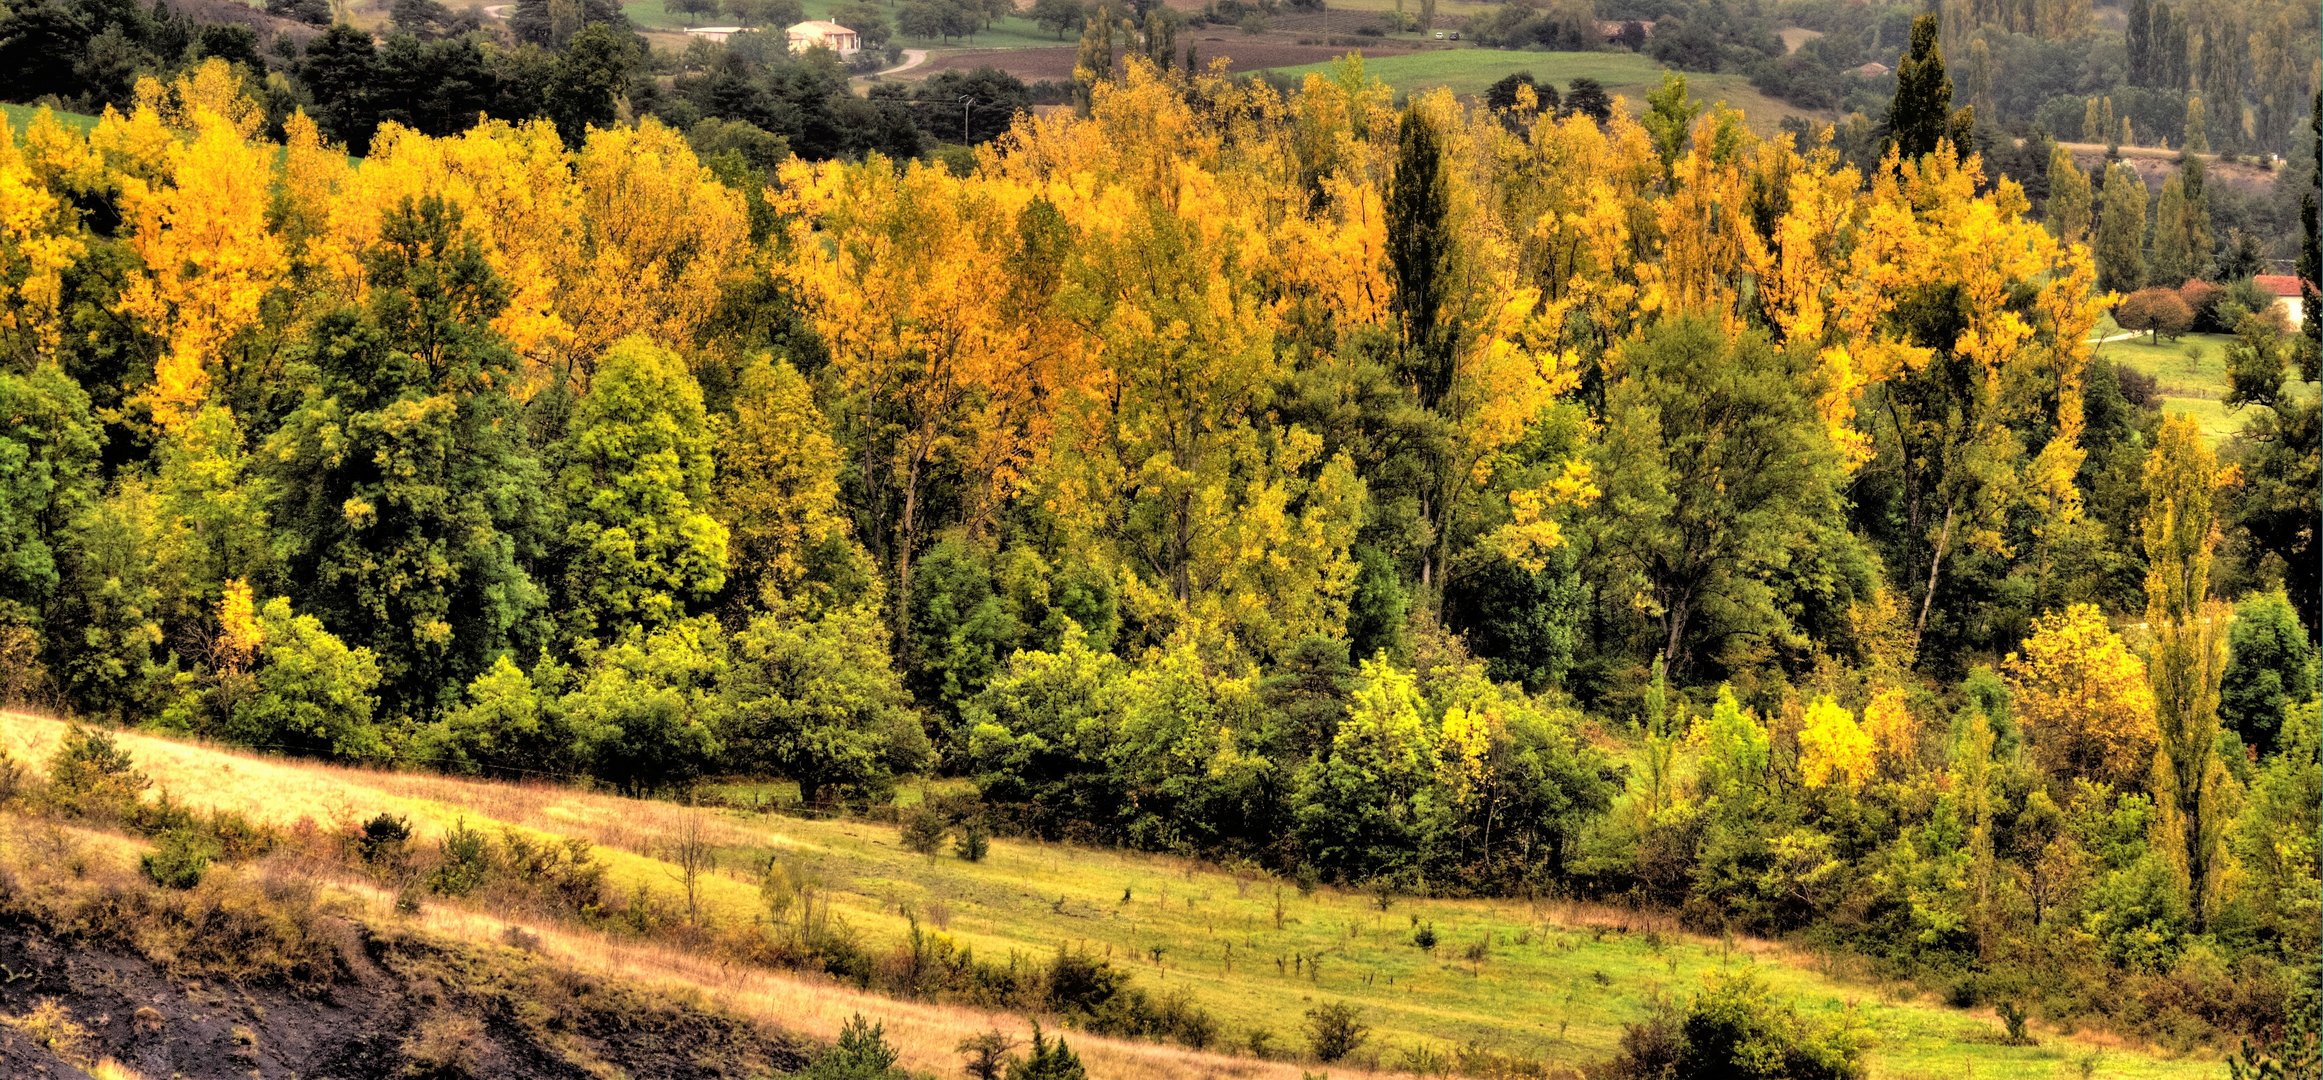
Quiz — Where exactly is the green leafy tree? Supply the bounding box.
[2148,160,2210,286]
[1387,105,1453,411]
[724,603,927,805]
[263,197,551,720]
[415,653,582,778]
[557,335,729,644]
[0,362,99,634]
[2221,590,2315,756]
[1031,0,1084,38]
[48,481,174,722]
[1292,657,1434,881]
[220,596,388,761]
[545,23,642,146]
[560,617,727,793]
[1592,317,1853,674]
[2044,145,2092,246]
[964,633,1127,835]
[2229,699,2320,960]
[2142,414,2228,927]
[1643,72,1700,176]
[715,356,871,615]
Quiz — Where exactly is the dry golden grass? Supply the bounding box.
[0,712,1411,1078]
[0,712,2221,1079]
[359,885,1400,1080]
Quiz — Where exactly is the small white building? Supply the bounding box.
[684,25,748,41]
[2256,275,2308,329]
[786,19,861,56]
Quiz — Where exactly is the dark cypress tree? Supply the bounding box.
[1884,13,1972,162]
[1564,77,1612,122]
[2125,0,2151,85]
[1386,105,1453,412]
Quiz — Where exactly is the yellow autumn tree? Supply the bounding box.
[0,119,84,367]
[777,152,1052,617]
[116,106,287,430]
[1862,686,1918,766]
[1799,695,1875,791]
[2003,603,2159,787]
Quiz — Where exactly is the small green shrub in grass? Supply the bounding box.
[142,829,214,889]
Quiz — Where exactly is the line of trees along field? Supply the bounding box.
[0,13,2316,1061]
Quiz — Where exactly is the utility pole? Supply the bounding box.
[960,95,974,143]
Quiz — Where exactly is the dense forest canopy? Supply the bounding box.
[0,0,2318,1067]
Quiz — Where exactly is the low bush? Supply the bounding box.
[1304,1000,1367,1063]
[140,829,214,890]
[956,818,990,862]
[900,807,947,857]
[1599,970,1868,1080]
[1009,1024,1088,1079]
[47,725,149,821]
[428,818,493,897]
[353,813,413,867]
[801,1013,906,1079]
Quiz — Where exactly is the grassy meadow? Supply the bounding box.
[3,103,101,134]
[2091,320,2321,445]
[0,711,2224,1080]
[1259,50,1816,132]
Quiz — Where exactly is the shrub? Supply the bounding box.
[206,810,274,861]
[1044,947,1129,1016]
[1304,1001,1368,1063]
[499,831,607,914]
[0,748,24,805]
[428,818,493,896]
[132,789,198,838]
[956,818,990,862]
[354,812,413,867]
[1676,970,1867,1079]
[900,807,947,857]
[47,724,149,821]
[802,1013,905,1079]
[1008,1024,1088,1079]
[141,829,215,889]
[2115,287,2195,344]
[1600,1000,1684,1079]
[1413,922,1439,951]
[958,1031,1015,1080]
[1997,1000,2032,1045]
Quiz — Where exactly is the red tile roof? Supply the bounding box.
[2254,274,2305,297]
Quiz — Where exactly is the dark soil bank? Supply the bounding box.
[0,908,813,1079]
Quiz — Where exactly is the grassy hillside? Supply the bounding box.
[0,712,2224,1080]
[2,103,101,134]
[2092,321,2321,445]
[1257,50,1818,133]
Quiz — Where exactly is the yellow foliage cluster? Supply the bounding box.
[1,58,2095,659]
[1861,687,1917,765]
[8,65,752,431]
[2003,603,2160,787]
[1799,695,1875,791]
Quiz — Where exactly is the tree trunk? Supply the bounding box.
[1916,503,1957,642]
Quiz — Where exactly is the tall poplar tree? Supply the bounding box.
[2142,414,2228,927]
[2044,145,2093,246]
[1886,13,1972,161]
[2095,163,2148,294]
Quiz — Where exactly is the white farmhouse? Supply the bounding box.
[786,20,861,56]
